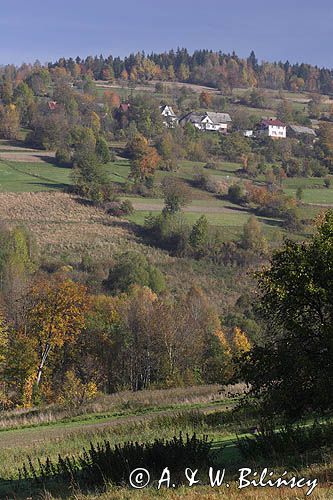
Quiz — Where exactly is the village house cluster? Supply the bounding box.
[159,104,317,140]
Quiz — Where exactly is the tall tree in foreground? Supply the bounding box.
[240,210,333,422]
[26,278,90,387]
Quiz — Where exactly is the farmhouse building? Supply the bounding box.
[179,111,232,132]
[160,105,178,127]
[47,101,58,111]
[119,103,130,113]
[257,118,286,138]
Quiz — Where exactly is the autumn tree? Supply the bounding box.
[127,133,160,182]
[240,216,268,254]
[0,104,20,139]
[103,90,120,110]
[315,123,333,170]
[199,91,212,108]
[277,99,293,123]
[232,326,251,354]
[220,132,251,162]
[26,278,90,387]
[117,285,158,391]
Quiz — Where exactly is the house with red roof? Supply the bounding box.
[48,101,58,111]
[257,117,286,139]
[119,103,130,113]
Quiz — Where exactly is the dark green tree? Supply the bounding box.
[162,177,192,214]
[240,211,333,422]
[96,136,111,164]
[189,215,209,257]
[106,251,166,294]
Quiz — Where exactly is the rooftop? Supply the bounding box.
[261,118,286,127]
[205,112,232,123]
[288,124,316,136]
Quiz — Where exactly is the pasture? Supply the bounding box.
[0,139,329,245]
[0,385,331,499]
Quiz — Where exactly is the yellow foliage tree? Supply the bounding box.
[58,370,97,408]
[27,278,90,386]
[233,327,251,354]
[90,111,101,135]
[0,104,20,139]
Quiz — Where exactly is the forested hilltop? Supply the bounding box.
[1,48,333,94]
[45,49,333,94]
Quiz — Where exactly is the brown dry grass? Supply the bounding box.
[0,384,225,433]
[45,482,333,499]
[0,192,244,315]
[0,192,158,263]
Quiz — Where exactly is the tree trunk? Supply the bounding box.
[36,343,51,386]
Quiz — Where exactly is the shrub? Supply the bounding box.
[228,184,245,204]
[204,162,218,170]
[193,170,211,190]
[58,370,97,409]
[144,212,190,255]
[162,177,192,214]
[160,158,179,172]
[238,422,333,461]
[19,433,212,488]
[105,251,166,294]
[106,200,134,217]
[55,147,72,167]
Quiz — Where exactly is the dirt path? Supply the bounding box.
[130,201,240,214]
[95,79,219,94]
[307,202,333,207]
[0,403,226,448]
[0,151,55,162]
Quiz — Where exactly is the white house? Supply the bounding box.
[160,105,178,128]
[179,111,232,132]
[258,118,286,139]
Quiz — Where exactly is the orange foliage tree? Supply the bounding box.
[199,91,212,108]
[103,90,120,109]
[128,133,160,181]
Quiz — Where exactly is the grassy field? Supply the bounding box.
[0,385,331,499]
[0,150,323,245]
[0,159,72,192]
[0,137,329,250]
[284,187,333,204]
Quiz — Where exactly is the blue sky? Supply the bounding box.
[1,1,333,67]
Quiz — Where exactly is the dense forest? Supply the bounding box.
[46,49,333,94]
[1,48,333,94]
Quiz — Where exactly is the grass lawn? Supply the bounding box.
[282,177,326,189]
[0,160,72,192]
[127,207,282,233]
[284,187,333,204]
[0,159,131,192]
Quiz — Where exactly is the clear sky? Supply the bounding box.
[1,0,332,67]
